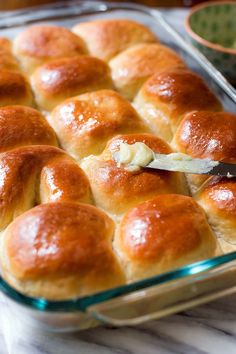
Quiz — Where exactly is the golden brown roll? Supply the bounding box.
[0,70,34,107]
[115,194,219,282]
[31,56,114,111]
[72,19,158,61]
[109,43,185,100]
[0,105,57,151]
[0,38,12,51]
[81,134,188,216]
[48,90,148,160]
[0,53,20,72]
[13,25,87,74]
[172,111,236,192]
[134,68,222,142]
[0,145,92,231]
[0,38,20,71]
[195,177,236,253]
[0,202,125,300]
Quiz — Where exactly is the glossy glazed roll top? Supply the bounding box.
[1,202,125,299]
[0,106,57,152]
[115,194,218,282]
[72,19,158,61]
[195,177,236,253]
[0,145,92,230]
[48,90,148,160]
[0,70,34,107]
[173,111,236,191]
[134,68,222,142]
[173,111,236,160]
[13,25,87,74]
[0,37,34,107]
[81,134,188,216]
[109,43,185,100]
[31,56,114,111]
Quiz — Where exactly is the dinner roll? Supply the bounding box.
[0,70,34,107]
[0,105,57,152]
[0,53,20,72]
[172,111,236,192]
[109,43,185,100]
[13,25,87,74]
[0,38,12,51]
[81,134,188,216]
[134,68,222,142]
[0,202,125,300]
[48,90,148,160]
[0,145,92,231]
[115,194,219,282]
[195,177,236,253]
[31,56,114,111]
[72,19,157,61]
[0,38,20,71]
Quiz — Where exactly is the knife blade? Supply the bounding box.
[112,143,236,177]
[146,153,236,177]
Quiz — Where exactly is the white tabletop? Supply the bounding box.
[1,8,236,354]
[1,292,236,354]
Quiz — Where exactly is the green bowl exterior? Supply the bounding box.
[187,2,236,83]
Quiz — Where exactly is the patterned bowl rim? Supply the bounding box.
[185,0,236,55]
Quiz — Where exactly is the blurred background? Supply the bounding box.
[0,0,224,11]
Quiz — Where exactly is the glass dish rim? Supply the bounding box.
[1,252,236,312]
[1,0,236,313]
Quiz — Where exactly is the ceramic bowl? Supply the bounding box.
[185,1,236,84]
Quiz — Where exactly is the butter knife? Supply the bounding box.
[146,153,236,177]
[113,145,236,177]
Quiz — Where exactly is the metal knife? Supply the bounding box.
[146,153,236,177]
[113,150,236,177]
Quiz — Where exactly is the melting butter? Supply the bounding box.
[118,142,154,168]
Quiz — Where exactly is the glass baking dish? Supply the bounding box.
[1,0,236,332]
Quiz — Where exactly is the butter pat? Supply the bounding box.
[113,142,219,174]
[119,142,154,167]
[118,143,135,164]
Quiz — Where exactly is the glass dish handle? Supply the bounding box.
[87,260,236,326]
